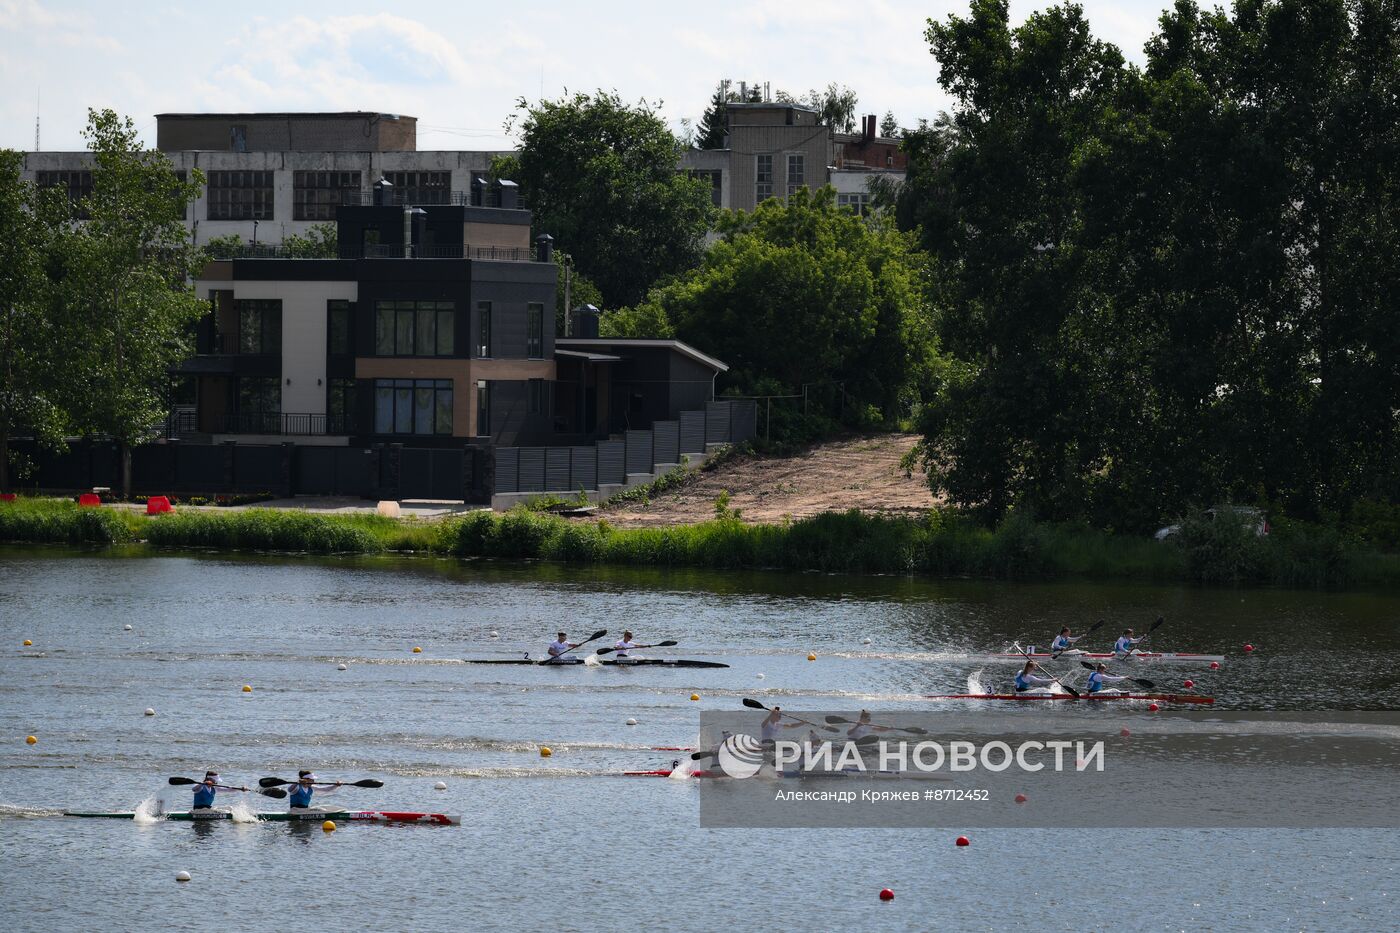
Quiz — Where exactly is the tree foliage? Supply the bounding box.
[508,91,714,308]
[899,0,1400,529]
[879,111,901,137]
[799,84,860,132]
[607,188,938,424]
[61,109,207,496]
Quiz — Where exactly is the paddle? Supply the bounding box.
[539,629,607,664]
[1017,645,1079,697]
[1052,619,1104,658]
[823,714,930,736]
[258,777,384,789]
[741,697,841,733]
[168,777,287,799]
[1139,616,1166,645]
[690,733,881,760]
[1079,660,1156,690]
[596,640,678,656]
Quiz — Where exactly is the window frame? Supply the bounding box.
[786,154,805,198]
[755,154,773,203]
[293,170,361,221]
[207,170,274,221]
[526,303,544,359]
[327,300,353,356]
[372,378,452,436]
[236,299,282,355]
[373,300,456,357]
[477,302,492,358]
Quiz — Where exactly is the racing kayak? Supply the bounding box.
[622,768,920,779]
[923,692,1214,704]
[987,649,1224,663]
[462,657,729,668]
[65,809,460,824]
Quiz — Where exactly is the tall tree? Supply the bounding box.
[63,109,206,498]
[696,84,733,149]
[801,84,860,132]
[0,151,71,490]
[879,110,901,137]
[508,92,714,308]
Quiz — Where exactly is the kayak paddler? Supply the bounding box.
[1014,662,1056,693]
[547,632,578,659]
[845,710,891,740]
[1113,629,1145,656]
[760,707,803,743]
[191,770,221,810]
[1050,627,1083,653]
[288,770,337,809]
[1087,663,1131,693]
[613,631,638,657]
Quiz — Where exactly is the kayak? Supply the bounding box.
[622,768,916,779]
[462,657,729,668]
[988,649,1224,663]
[65,809,460,824]
[923,692,1214,705]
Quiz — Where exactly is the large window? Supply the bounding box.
[327,378,356,433]
[373,300,455,356]
[236,376,280,432]
[385,171,451,205]
[294,170,361,220]
[526,303,544,359]
[237,299,281,355]
[838,192,871,216]
[476,381,490,437]
[36,170,93,218]
[374,378,452,436]
[755,155,773,203]
[327,300,353,355]
[207,170,274,220]
[786,154,804,198]
[477,302,492,357]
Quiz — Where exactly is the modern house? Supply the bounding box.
[153,187,751,505]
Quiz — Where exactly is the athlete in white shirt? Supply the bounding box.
[547,632,578,659]
[613,631,639,657]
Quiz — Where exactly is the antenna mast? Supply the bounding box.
[35,89,40,151]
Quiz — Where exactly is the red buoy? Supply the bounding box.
[1014,793,1027,804]
[1148,703,1160,712]
[1183,679,1195,689]
[1120,727,1131,737]
[1209,661,1220,670]
[146,496,172,515]
[879,888,895,901]
[955,836,970,847]
[1244,644,1255,652]
[78,493,101,507]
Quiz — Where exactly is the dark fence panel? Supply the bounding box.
[625,430,653,475]
[495,448,519,493]
[653,420,680,464]
[705,402,731,445]
[399,448,432,497]
[295,447,375,497]
[518,448,545,492]
[730,400,758,442]
[545,448,571,491]
[179,444,230,490]
[597,440,625,485]
[679,410,706,454]
[569,447,596,491]
[430,449,464,500]
[132,445,175,490]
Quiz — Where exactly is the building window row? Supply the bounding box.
[374,378,453,436]
[787,155,804,197]
[294,170,362,221]
[207,170,274,221]
[374,300,455,357]
[755,154,773,203]
[385,171,451,205]
[327,300,354,355]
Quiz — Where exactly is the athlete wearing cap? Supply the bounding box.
[191,771,220,810]
[288,771,318,809]
[613,631,639,657]
[1087,663,1131,694]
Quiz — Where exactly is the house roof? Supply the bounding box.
[554,349,622,363]
[556,338,729,373]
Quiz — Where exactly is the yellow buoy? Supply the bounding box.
[690,693,700,701]
[807,653,817,661]
[412,646,422,654]
[539,746,553,757]
[22,639,32,646]
[242,685,253,693]
[322,820,336,832]
[26,735,37,745]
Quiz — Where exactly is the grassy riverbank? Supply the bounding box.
[2,497,1397,588]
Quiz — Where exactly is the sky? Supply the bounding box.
[1,0,1175,153]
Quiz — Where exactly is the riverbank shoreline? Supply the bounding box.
[4,496,1398,590]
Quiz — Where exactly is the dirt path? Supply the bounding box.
[602,434,936,527]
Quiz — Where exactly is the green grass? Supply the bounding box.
[1,496,1397,589]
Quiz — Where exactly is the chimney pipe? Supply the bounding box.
[535,233,554,263]
[864,114,875,143]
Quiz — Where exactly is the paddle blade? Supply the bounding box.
[260,787,288,799]
[823,725,842,733]
[347,779,384,788]
[258,777,288,788]
[1087,620,1104,633]
[595,647,616,655]
[824,715,850,724]
[588,629,607,641]
[901,726,930,735]
[654,640,678,647]
[741,697,767,710]
[691,750,717,760]
[1061,683,1080,697]
[1080,661,1097,671]
[167,777,196,786]
[1134,679,1156,689]
[1149,616,1165,633]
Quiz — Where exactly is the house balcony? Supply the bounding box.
[166,411,355,438]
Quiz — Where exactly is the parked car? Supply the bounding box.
[1154,507,1270,541]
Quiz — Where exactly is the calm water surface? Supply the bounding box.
[2,548,1398,932]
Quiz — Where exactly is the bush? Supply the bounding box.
[144,509,380,554]
[0,499,134,545]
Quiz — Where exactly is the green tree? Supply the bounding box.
[62,109,207,498]
[801,84,860,132]
[614,188,937,423]
[281,222,339,258]
[0,151,72,490]
[510,91,714,308]
[555,255,603,337]
[696,84,732,149]
[879,111,901,137]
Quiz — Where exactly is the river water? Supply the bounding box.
[2,548,1398,931]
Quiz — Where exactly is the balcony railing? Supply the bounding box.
[205,243,535,261]
[340,190,522,209]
